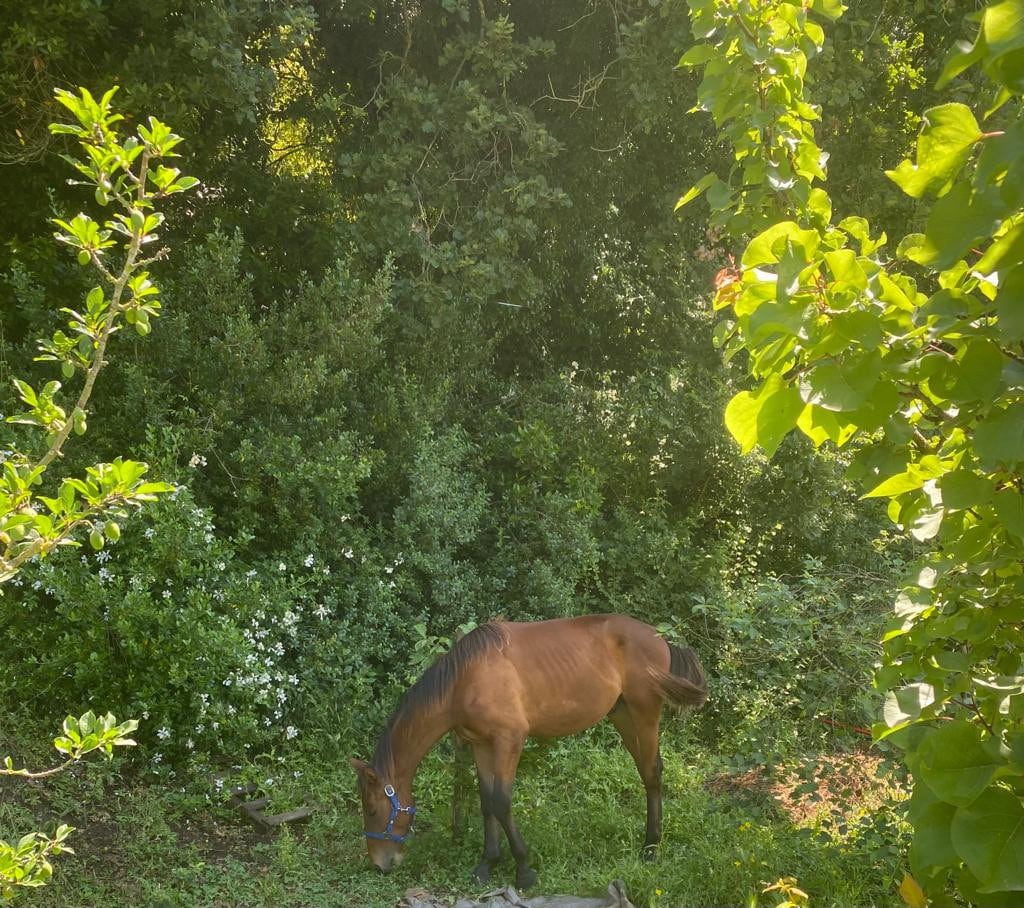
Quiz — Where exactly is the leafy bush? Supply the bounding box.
[8,487,341,767]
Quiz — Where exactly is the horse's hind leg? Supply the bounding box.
[608,700,664,858]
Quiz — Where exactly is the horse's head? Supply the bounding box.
[350,758,415,873]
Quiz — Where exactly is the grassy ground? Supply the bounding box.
[2,722,909,908]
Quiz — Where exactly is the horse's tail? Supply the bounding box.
[649,641,708,710]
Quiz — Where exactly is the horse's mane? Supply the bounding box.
[372,622,508,775]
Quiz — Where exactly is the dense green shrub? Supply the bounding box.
[0,0,914,780]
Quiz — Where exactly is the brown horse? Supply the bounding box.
[350,614,707,888]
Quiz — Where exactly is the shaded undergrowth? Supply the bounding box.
[2,723,909,908]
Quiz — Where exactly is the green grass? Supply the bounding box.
[4,724,909,908]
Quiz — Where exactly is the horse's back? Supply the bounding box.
[453,614,668,739]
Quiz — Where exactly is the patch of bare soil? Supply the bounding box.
[705,751,906,825]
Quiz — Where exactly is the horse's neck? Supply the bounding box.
[385,701,453,788]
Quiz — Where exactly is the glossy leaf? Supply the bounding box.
[951,786,1024,892]
[917,721,1003,807]
[724,375,804,457]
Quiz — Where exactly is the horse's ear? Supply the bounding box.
[349,758,377,783]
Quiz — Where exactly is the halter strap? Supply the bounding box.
[364,784,417,843]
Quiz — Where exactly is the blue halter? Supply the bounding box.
[364,784,417,843]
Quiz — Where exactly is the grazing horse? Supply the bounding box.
[350,614,707,888]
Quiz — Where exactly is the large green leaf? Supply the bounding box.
[909,792,959,879]
[800,352,882,412]
[996,265,1024,342]
[862,455,948,499]
[915,183,1004,270]
[796,404,857,447]
[977,222,1024,275]
[742,221,820,268]
[951,338,1004,402]
[886,104,984,198]
[958,869,1024,907]
[918,721,1003,807]
[975,402,1024,467]
[824,248,867,290]
[983,0,1024,91]
[675,172,719,210]
[883,682,936,730]
[995,488,1024,540]
[952,786,1024,892]
[940,470,996,510]
[724,375,803,457]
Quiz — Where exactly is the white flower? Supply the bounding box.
[314,603,330,620]
[343,548,354,559]
[157,726,171,740]
[32,580,42,590]
[288,674,299,685]
[285,726,298,740]
[142,711,150,720]
[186,738,194,750]
[278,562,287,571]
[98,567,113,584]
[217,561,226,571]
[245,569,257,580]
[322,565,330,576]
[293,770,303,779]
[304,554,315,567]
[162,589,172,599]
[152,753,163,764]
[215,778,225,791]
[385,565,394,574]
[265,778,274,786]
[81,555,89,565]
[144,528,156,539]
[189,452,208,468]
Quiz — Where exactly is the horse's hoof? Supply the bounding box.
[516,866,539,889]
[471,864,492,885]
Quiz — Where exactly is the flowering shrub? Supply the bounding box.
[9,489,321,768]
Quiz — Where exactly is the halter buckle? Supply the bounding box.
[364,782,416,843]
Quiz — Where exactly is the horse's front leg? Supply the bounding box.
[488,734,537,889]
[470,748,503,885]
